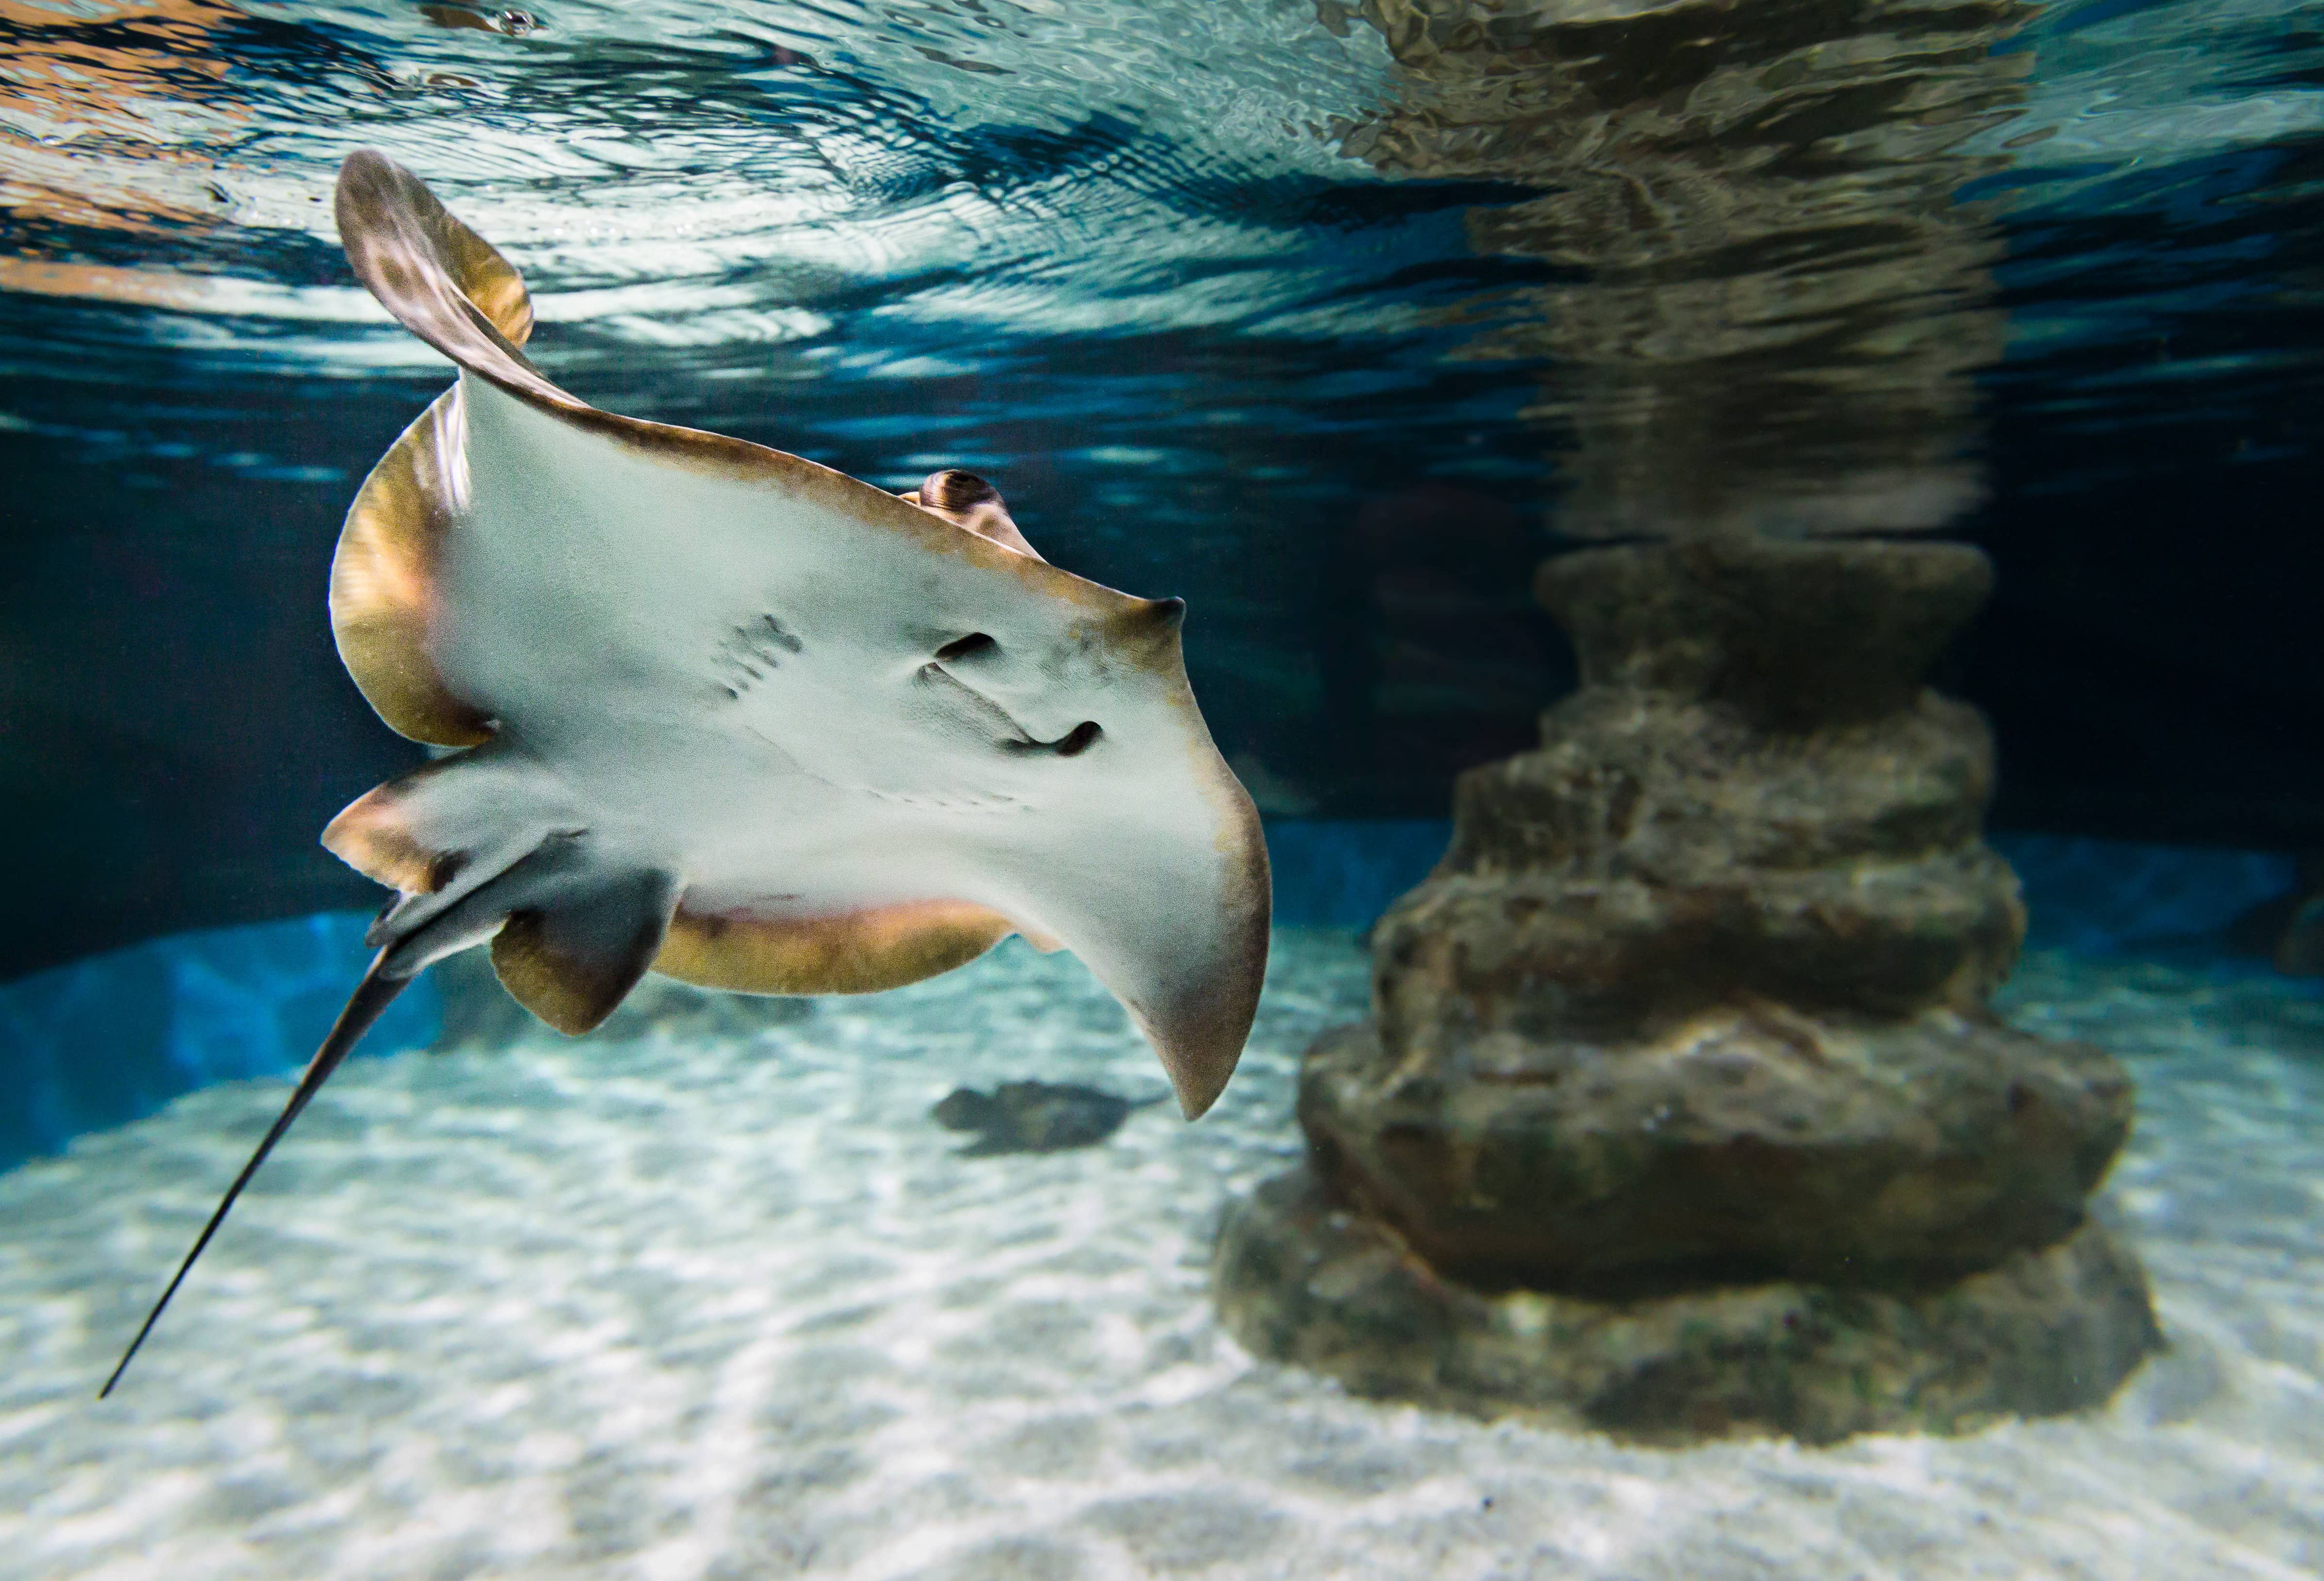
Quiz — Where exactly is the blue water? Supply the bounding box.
[1,825,2307,1173]
[7,0,2324,989]
[4,7,2324,1565]
[0,910,441,1172]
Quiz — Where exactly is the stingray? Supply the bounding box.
[99,150,1269,1396]
[931,1080,1170,1155]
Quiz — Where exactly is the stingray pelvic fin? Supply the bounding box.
[322,756,471,893]
[326,748,681,1033]
[493,868,682,1034]
[100,956,411,1398]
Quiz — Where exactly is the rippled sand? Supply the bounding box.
[4,931,2322,1580]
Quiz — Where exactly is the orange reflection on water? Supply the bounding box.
[0,0,251,236]
[0,253,242,308]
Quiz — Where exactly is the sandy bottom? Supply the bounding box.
[3,929,2323,1581]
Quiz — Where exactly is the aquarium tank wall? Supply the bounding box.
[4,1,2324,1577]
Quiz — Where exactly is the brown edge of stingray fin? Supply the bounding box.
[329,146,557,747]
[335,149,568,406]
[319,757,472,894]
[653,900,1020,996]
[1034,590,1271,1120]
[100,955,411,1398]
[491,869,684,1035]
[330,388,496,747]
[1108,790,1270,1123]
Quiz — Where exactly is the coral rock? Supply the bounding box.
[1301,1011,2130,1288]
[1215,1166,2162,1446]
[1214,537,2159,1440]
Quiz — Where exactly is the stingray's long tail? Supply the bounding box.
[98,954,411,1399]
[100,744,685,1396]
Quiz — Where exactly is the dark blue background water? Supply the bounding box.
[5,0,2324,983]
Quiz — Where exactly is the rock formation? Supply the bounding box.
[1214,538,2161,1443]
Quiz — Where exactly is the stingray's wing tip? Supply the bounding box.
[1145,919,1268,1123]
[1155,1014,1250,1120]
[1143,772,1271,1123]
[333,146,546,378]
[1173,1076,1226,1122]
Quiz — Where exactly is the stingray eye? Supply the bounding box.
[935,632,996,663]
[922,470,1003,513]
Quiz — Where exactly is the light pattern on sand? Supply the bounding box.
[2,931,2321,1579]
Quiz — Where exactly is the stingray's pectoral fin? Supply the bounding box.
[1085,910,1265,1122]
[1008,819,1271,1122]
[335,149,566,406]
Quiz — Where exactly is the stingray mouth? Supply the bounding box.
[916,657,1103,760]
[1005,719,1102,757]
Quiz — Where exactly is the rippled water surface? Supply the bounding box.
[7,0,2319,464]
[4,2,2321,840]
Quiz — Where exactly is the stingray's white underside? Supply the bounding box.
[422,372,1257,1074]
[95,148,1270,1402]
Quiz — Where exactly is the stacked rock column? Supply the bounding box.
[1214,538,2159,1444]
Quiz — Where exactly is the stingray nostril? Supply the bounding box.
[935,632,997,663]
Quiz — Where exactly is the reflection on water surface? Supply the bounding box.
[2,0,2322,950]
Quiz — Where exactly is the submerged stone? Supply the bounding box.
[1214,538,2162,1442]
[1215,1166,2161,1446]
[1302,1010,2132,1291]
